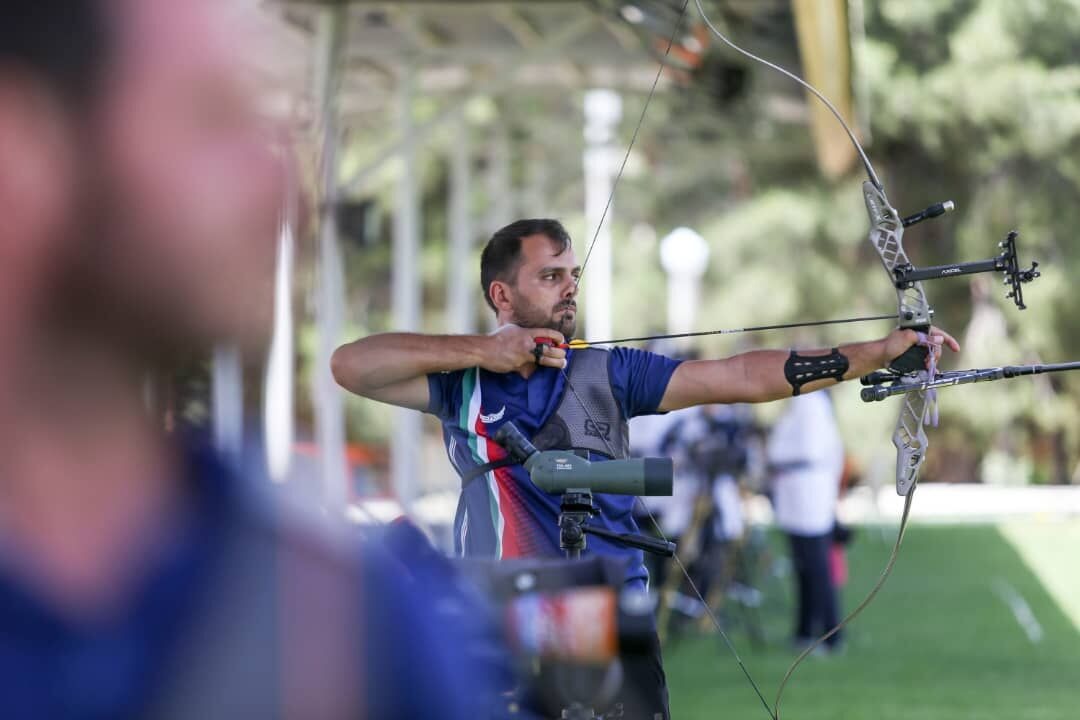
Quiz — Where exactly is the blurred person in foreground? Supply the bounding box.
[766,391,846,653]
[0,1,509,717]
[332,218,960,719]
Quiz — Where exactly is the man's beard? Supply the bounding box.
[511,294,577,338]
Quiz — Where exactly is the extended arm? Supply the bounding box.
[659,327,958,411]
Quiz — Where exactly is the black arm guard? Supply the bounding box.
[784,348,850,396]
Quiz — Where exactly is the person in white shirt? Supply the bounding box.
[629,407,699,602]
[766,391,845,651]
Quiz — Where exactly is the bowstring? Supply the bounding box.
[558,370,778,720]
[691,2,923,716]
[564,1,913,718]
[691,0,881,188]
[566,1,780,717]
[772,487,915,717]
[564,351,914,720]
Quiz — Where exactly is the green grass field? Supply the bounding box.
[663,521,1080,720]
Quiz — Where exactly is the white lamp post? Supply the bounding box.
[659,227,710,339]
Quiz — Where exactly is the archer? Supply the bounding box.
[332,217,959,720]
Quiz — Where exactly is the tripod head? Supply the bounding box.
[495,421,676,559]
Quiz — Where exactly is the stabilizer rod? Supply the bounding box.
[861,361,1080,402]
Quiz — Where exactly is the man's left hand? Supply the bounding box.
[881,326,960,370]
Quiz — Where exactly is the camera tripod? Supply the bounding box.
[552,489,674,720]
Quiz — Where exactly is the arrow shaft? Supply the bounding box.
[573,313,896,348]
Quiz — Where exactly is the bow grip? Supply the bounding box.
[887,327,930,375]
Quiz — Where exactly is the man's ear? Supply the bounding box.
[487,280,515,315]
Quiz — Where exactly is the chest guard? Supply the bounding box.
[532,348,629,460]
[459,348,629,487]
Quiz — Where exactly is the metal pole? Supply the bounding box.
[392,59,423,511]
[525,144,549,218]
[212,345,244,461]
[447,115,474,334]
[483,116,512,331]
[264,216,296,483]
[313,4,349,509]
[583,89,622,342]
[487,117,512,231]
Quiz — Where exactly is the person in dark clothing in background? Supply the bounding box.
[656,403,757,629]
[0,1,511,717]
[766,392,846,653]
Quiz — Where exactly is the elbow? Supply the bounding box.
[330,345,358,392]
[332,339,389,398]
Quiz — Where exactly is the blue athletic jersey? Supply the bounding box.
[427,347,682,587]
[0,434,510,719]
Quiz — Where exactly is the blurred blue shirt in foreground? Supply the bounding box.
[0,433,514,720]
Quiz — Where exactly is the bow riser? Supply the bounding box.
[863,181,934,495]
[864,182,933,328]
[893,388,930,495]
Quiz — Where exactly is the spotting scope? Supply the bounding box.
[494,422,673,496]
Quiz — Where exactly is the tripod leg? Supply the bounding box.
[656,488,711,643]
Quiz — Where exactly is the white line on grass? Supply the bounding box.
[992,578,1044,644]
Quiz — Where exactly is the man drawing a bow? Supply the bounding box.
[333,217,959,720]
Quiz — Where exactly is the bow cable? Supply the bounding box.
[560,2,777,718]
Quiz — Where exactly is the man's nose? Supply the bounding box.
[562,278,579,298]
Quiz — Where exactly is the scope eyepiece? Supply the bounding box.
[494,421,539,463]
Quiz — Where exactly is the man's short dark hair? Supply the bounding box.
[479,219,572,312]
[1,0,111,109]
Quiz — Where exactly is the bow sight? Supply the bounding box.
[864,209,1047,408]
[892,225,1040,310]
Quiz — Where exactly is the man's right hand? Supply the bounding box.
[482,325,567,373]
[331,326,568,411]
